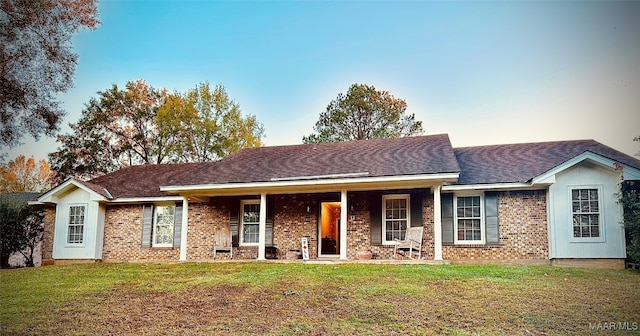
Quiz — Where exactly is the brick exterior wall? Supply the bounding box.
[187,198,259,261]
[272,193,331,259]
[102,204,180,262]
[41,206,56,265]
[44,189,550,263]
[443,190,548,260]
[186,202,217,260]
[346,191,435,260]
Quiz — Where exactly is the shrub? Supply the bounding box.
[620,181,640,262]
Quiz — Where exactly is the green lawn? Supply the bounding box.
[1,263,639,335]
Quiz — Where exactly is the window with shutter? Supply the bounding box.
[240,200,260,245]
[382,194,410,245]
[153,205,175,247]
[454,195,483,244]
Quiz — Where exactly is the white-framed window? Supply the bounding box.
[382,194,410,245]
[67,204,86,244]
[153,205,175,247]
[454,194,484,244]
[241,200,260,245]
[570,186,603,240]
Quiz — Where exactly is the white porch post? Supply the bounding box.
[258,193,267,260]
[340,190,348,260]
[433,184,443,261]
[179,196,189,261]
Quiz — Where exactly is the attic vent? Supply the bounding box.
[271,172,370,182]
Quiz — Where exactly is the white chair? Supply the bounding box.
[393,227,423,260]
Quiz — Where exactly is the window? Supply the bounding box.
[241,200,260,245]
[67,205,85,244]
[455,195,484,244]
[153,205,175,247]
[382,194,410,245]
[571,188,601,238]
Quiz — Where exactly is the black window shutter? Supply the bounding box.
[266,196,275,246]
[369,192,382,245]
[229,199,240,247]
[485,192,499,244]
[141,204,153,248]
[441,193,454,244]
[410,191,423,227]
[173,203,183,248]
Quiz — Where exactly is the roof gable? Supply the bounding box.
[35,178,109,204]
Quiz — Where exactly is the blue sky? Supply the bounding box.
[7,0,640,162]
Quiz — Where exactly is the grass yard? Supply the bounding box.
[1,263,639,335]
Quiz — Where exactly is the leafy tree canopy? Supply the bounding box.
[0,0,99,147]
[49,80,264,181]
[303,83,423,144]
[157,82,264,162]
[0,155,54,192]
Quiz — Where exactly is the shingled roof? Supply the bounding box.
[76,136,640,198]
[169,133,460,186]
[84,134,459,198]
[88,162,209,198]
[0,192,41,204]
[454,139,640,185]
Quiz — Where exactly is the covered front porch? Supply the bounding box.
[167,177,453,262]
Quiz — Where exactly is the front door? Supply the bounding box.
[319,202,340,257]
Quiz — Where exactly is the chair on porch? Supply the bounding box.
[213,227,233,259]
[393,227,424,260]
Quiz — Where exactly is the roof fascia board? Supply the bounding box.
[37,179,107,204]
[622,165,640,180]
[532,151,640,184]
[161,173,460,194]
[108,196,185,204]
[442,183,541,191]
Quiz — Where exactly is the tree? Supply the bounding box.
[0,197,43,268]
[0,155,54,192]
[303,83,423,143]
[49,80,171,180]
[50,80,265,180]
[157,82,264,162]
[0,0,99,147]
